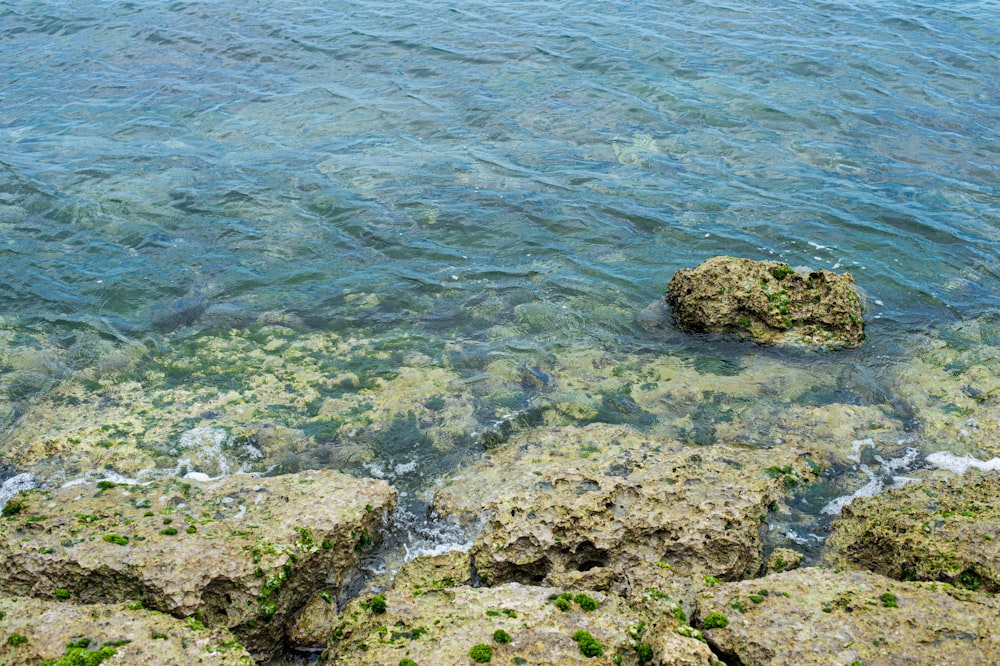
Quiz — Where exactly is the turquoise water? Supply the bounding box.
[1,0,999,495]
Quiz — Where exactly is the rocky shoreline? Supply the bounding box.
[2,263,999,664]
[2,419,998,665]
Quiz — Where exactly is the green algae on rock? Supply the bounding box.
[0,596,253,665]
[319,582,716,666]
[0,470,396,659]
[695,567,1000,665]
[661,256,864,348]
[826,469,1000,592]
[432,424,820,596]
[0,324,478,485]
[888,317,1000,457]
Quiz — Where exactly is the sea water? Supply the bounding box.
[2,0,999,572]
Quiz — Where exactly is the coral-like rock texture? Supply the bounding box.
[433,424,819,595]
[0,470,396,658]
[665,256,864,348]
[0,596,253,665]
[696,568,1000,665]
[320,582,716,666]
[827,470,1000,592]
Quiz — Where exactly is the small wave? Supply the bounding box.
[926,451,1000,475]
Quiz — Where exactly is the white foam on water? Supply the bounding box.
[847,438,874,463]
[0,473,36,508]
[926,452,1000,475]
[821,447,922,516]
[97,471,143,485]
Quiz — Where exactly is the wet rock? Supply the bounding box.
[765,548,803,574]
[319,582,716,666]
[288,550,475,650]
[432,424,820,595]
[695,567,1000,665]
[286,590,341,650]
[662,256,864,348]
[393,549,474,591]
[889,319,1000,456]
[0,470,396,658]
[826,470,1000,592]
[0,596,253,665]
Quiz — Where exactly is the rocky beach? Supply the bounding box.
[3,260,999,665]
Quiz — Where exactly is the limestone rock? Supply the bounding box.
[695,567,1000,665]
[826,470,1000,592]
[433,424,819,595]
[663,256,864,348]
[0,596,253,665]
[0,470,396,658]
[392,550,474,592]
[320,583,716,666]
[286,590,341,649]
[765,548,803,575]
[887,317,1000,456]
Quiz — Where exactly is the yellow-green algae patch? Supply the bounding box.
[319,581,716,666]
[888,318,1000,457]
[479,345,907,464]
[2,324,476,483]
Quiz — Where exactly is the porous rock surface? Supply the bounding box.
[826,469,1000,592]
[0,470,396,657]
[432,423,819,596]
[695,567,1000,665]
[0,596,253,665]
[662,256,864,348]
[319,581,716,666]
[288,550,477,650]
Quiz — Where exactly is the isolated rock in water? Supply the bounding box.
[695,568,1000,665]
[433,424,820,594]
[319,582,716,666]
[0,470,396,658]
[826,469,1000,592]
[663,256,864,348]
[0,596,253,665]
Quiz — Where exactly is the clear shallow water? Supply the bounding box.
[1,1,999,510]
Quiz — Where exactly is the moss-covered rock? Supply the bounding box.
[0,470,396,658]
[765,548,804,575]
[826,470,1000,592]
[319,582,716,665]
[661,256,864,348]
[433,424,819,595]
[695,567,1000,665]
[0,596,253,665]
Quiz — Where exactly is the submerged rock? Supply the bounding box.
[319,582,716,666]
[433,424,820,596]
[0,470,396,658]
[695,567,1000,665]
[0,596,253,665]
[826,469,1000,592]
[661,256,864,348]
[888,318,1000,456]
